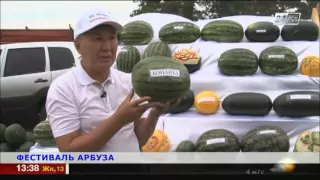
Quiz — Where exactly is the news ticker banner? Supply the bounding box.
[0,163,68,175]
[0,152,319,164]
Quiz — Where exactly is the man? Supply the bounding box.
[46,7,171,152]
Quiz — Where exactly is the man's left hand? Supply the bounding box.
[148,98,182,118]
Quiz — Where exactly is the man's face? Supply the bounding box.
[76,24,118,72]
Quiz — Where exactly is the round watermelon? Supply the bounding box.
[0,123,7,142]
[26,131,35,142]
[33,121,56,146]
[259,46,298,75]
[143,41,171,59]
[241,125,290,152]
[245,21,280,42]
[131,56,191,102]
[201,20,244,42]
[4,124,26,146]
[218,48,259,76]
[0,143,13,152]
[159,22,200,44]
[118,20,153,45]
[175,140,196,152]
[196,129,240,152]
[116,45,140,73]
[167,89,194,114]
[281,21,319,41]
[17,141,35,152]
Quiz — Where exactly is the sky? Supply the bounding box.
[0,1,139,29]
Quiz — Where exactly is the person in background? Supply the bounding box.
[46,7,177,152]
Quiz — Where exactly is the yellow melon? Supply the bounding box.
[141,130,170,152]
[300,56,320,77]
[194,91,220,115]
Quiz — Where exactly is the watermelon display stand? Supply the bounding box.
[31,13,319,154]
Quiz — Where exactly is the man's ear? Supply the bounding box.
[74,37,81,54]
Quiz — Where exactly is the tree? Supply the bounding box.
[130,0,204,21]
[130,0,318,20]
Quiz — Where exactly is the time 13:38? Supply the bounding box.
[17,164,40,172]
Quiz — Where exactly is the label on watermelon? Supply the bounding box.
[290,95,312,100]
[258,130,277,135]
[120,49,128,52]
[256,29,266,33]
[174,26,184,30]
[268,55,285,59]
[206,138,225,145]
[197,97,217,103]
[149,69,180,77]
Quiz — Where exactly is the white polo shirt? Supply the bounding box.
[46,63,141,152]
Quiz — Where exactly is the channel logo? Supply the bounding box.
[270,158,296,173]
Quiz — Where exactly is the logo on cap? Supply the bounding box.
[89,13,110,23]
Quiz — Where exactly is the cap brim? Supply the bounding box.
[102,21,123,32]
[74,20,123,39]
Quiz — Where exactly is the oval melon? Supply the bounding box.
[241,125,290,152]
[222,92,272,116]
[132,56,190,102]
[245,21,280,42]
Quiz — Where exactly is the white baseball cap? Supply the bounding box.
[73,7,123,39]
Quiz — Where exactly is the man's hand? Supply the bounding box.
[114,90,161,126]
[148,98,182,119]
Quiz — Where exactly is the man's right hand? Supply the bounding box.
[114,90,160,125]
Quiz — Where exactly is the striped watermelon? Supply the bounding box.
[196,129,240,152]
[201,20,244,42]
[33,121,56,146]
[143,41,172,59]
[241,125,290,152]
[175,140,196,152]
[116,45,140,73]
[159,22,200,44]
[118,20,153,45]
[131,56,191,102]
[259,46,298,75]
[218,48,259,75]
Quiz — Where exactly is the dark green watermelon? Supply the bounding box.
[245,21,280,42]
[218,48,259,76]
[222,92,272,116]
[273,91,320,117]
[175,140,196,152]
[26,131,35,142]
[167,89,194,114]
[259,46,298,75]
[281,21,319,41]
[241,125,290,152]
[131,56,191,102]
[0,123,7,142]
[0,142,14,152]
[196,129,240,152]
[159,22,201,44]
[4,124,26,146]
[17,141,35,152]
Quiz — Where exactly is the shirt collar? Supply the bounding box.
[73,61,115,86]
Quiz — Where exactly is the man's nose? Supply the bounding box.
[101,40,111,51]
